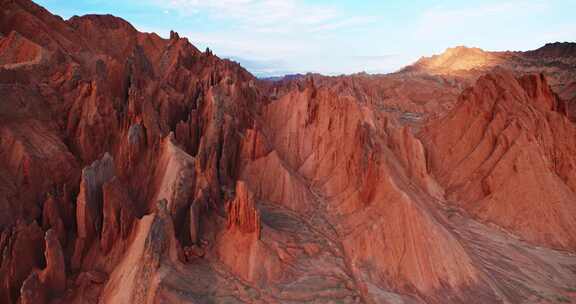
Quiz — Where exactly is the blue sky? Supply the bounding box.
[36,0,576,77]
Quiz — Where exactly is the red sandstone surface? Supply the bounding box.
[1,1,576,303]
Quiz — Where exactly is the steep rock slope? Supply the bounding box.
[1,0,258,302]
[422,70,576,251]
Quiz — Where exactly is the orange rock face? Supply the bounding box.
[422,70,576,251]
[225,182,261,236]
[2,1,576,303]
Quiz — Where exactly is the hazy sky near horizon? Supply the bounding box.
[36,0,576,77]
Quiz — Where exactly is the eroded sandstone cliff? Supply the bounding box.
[1,1,576,303]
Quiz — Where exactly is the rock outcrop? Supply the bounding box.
[0,221,44,304]
[39,229,67,295]
[100,176,136,253]
[225,182,261,236]
[19,229,67,303]
[422,70,576,251]
[76,153,115,241]
[100,200,182,303]
[216,182,282,284]
[73,153,116,271]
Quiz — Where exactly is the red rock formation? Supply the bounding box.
[256,81,496,302]
[0,117,79,229]
[402,42,576,103]
[100,177,136,253]
[225,181,261,236]
[526,42,576,58]
[39,229,66,295]
[188,202,201,245]
[41,194,66,245]
[422,70,576,251]
[408,46,499,74]
[19,272,45,304]
[100,200,182,303]
[216,182,283,284]
[76,153,115,241]
[1,0,576,303]
[0,221,44,304]
[19,229,67,303]
[0,31,43,67]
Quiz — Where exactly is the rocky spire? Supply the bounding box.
[169,30,179,40]
[226,181,261,237]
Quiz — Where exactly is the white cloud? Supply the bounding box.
[144,0,381,76]
[155,0,374,33]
